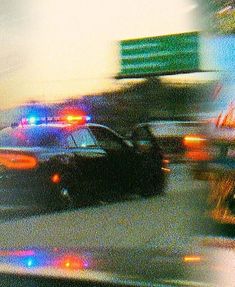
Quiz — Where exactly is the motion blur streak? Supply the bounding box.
[184,135,206,145]
[183,255,202,263]
[0,153,38,170]
[0,250,35,257]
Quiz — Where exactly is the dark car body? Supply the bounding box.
[0,123,167,209]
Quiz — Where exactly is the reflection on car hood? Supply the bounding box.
[0,238,230,287]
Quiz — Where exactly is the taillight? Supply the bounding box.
[183,134,206,148]
[0,152,38,170]
[183,255,202,263]
[183,134,210,161]
[185,150,211,161]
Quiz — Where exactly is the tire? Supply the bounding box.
[53,174,87,209]
[57,175,101,209]
[57,185,75,209]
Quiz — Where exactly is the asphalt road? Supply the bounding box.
[0,163,214,250]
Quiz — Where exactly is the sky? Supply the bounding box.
[0,0,200,109]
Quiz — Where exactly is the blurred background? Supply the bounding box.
[0,1,234,285]
[0,0,234,235]
[0,0,216,133]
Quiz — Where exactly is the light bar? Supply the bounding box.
[17,115,91,127]
[67,115,83,122]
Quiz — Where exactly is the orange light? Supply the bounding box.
[56,255,84,270]
[51,173,61,184]
[0,153,38,170]
[184,136,204,142]
[183,134,209,161]
[183,255,202,263]
[185,150,211,161]
[161,167,171,173]
[67,115,83,122]
[184,135,206,145]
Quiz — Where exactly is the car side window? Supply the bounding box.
[66,135,77,148]
[71,128,96,148]
[90,127,124,151]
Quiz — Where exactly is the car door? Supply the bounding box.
[131,125,164,183]
[65,127,108,199]
[131,125,154,153]
[89,126,139,193]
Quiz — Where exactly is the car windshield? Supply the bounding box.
[0,1,234,286]
[0,127,64,147]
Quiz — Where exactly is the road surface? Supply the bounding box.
[0,164,213,249]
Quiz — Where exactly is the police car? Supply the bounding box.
[0,114,167,210]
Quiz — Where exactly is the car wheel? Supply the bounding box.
[54,174,86,209]
[57,185,75,209]
[57,177,99,209]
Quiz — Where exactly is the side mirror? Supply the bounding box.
[124,139,134,148]
[135,140,153,153]
[125,131,132,140]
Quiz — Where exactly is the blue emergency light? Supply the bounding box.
[17,114,91,127]
[28,117,36,124]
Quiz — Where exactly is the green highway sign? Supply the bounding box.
[117,31,200,78]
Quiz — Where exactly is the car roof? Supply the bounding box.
[1,123,114,137]
[2,123,124,141]
[7,122,108,130]
[134,121,209,137]
[135,120,206,128]
[0,123,118,148]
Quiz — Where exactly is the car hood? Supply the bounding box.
[0,237,231,287]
